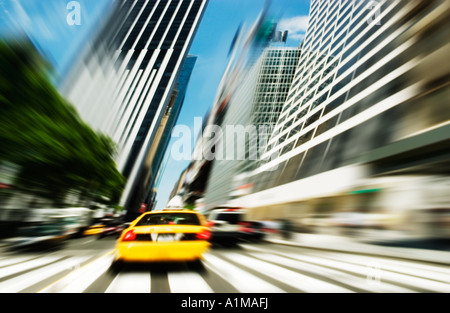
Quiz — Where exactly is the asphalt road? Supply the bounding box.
[0,236,449,293]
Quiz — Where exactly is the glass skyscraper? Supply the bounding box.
[203,47,301,208]
[230,0,450,220]
[61,0,208,213]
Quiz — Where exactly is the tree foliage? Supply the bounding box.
[0,40,125,206]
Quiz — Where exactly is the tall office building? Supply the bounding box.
[61,0,208,213]
[231,0,450,220]
[202,47,300,208]
[182,8,289,208]
[143,55,197,209]
[150,55,197,187]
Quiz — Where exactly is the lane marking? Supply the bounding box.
[0,255,62,280]
[106,271,151,293]
[167,271,214,293]
[38,250,114,293]
[203,253,284,293]
[224,252,353,293]
[0,255,91,293]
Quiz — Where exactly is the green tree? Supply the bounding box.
[0,39,125,207]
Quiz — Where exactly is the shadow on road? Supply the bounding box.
[368,238,450,251]
[108,259,207,275]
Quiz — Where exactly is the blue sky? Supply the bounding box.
[0,0,311,210]
[0,0,112,80]
[155,0,311,209]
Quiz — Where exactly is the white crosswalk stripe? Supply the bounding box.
[167,271,214,293]
[0,244,448,293]
[222,252,353,293]
[0,255,63,280]
[306,251,450,284]
[0,255,91,293]
[245,251,408,293]
[203,253,285,293]
[106,272,151,293]
[241,244,450,292]
[39,252,114,293]
[0,255,41,268]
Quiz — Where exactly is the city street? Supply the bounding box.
[1,0,449,298]
[0,236,449,293]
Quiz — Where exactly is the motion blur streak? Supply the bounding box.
[0,39,125,245]
[183,0,450,249]
[0,0,449,294]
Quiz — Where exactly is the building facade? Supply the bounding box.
[61,0,208,214]
[202,47,301,208]
[144,55,197,210]
[230,0,450,224]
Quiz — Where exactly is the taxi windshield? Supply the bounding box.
[135,213,201,226]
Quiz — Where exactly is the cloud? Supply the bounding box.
[278,15,309,41]
[289,33,306,41]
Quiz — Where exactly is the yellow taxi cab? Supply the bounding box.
[113,210,210,265]
[83,224,105,236]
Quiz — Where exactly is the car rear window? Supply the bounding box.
[135,213,201,226]
[215,213,243,225]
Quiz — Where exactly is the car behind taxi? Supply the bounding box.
[83,224,105,236]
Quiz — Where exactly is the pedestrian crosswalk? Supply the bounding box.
[0,244,449,293]
[0,255,90,293]
[167,271,214,293]
[203,253,285,293]
[106,271,151,293]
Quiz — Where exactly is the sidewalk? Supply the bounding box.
[264,232,450,265]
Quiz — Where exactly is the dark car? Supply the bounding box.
[5,221,68,250]
[206,208,244,245]
[99,219,126,238]
[206,207,265,245]
[238,221,266,242]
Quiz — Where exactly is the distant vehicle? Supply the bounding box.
[18,207,93,238]
[4,218,68,250]
[206,207,248,245]
[83,224,105,236]
[5,207,93,248]
[59,207,93,237]
[99,219,126,238]
[112,210,210,268]
[83,218,126,238]
[237,220,266,242]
